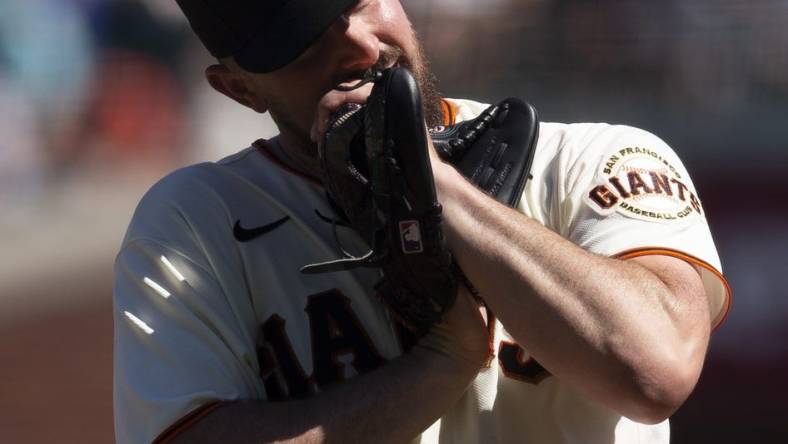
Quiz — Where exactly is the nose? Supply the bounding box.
[331,12,380,75]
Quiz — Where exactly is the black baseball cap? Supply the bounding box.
[176,0,358,73]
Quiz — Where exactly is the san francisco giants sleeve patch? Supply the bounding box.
[584,146,703,223]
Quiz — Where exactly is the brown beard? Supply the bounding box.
[409,39,444,128]
[372,41,444,128]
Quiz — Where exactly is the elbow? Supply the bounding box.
[626,376,694,424]
[622,353,703,425]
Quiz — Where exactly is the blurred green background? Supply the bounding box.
[1,1,786,442]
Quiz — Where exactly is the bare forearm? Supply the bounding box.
[436,166,709,421]
[172,343,478,443]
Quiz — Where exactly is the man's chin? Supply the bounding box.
[406,46,443,128]
[414,66,443,128]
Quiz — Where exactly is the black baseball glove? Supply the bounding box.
[301,68,538,336]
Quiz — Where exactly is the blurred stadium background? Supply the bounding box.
[1,0,786,442]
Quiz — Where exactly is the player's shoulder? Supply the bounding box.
[122,147,263,244]
[135,162,224,215]
[534,121,692,200]
[447,97,677,166]
[447,97,665,144]
[138,145,262,204]
[537,122,683,180]
[541,121,671,152]
[148,145,258,191]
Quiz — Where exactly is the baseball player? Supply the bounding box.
[113,1,731,443]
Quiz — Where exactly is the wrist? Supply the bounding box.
[432,160,466,207]
[412,288,492,368]
[410,341,483,380]
[432,163,479,254]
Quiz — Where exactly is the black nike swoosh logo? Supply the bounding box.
[233,216,290,242]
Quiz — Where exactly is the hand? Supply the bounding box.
[415,285,492,369]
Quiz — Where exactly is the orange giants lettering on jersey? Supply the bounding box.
[585,146,703,222]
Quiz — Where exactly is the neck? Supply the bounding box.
[273,132,323,180]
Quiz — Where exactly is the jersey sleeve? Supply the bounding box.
[553,124,731,328]
[113,238,264,444]
[113,167,264,444]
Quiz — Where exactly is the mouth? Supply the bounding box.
[335,58,405,91]
[383,59,402,71]
[377,58,403,74]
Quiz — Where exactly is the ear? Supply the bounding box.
[205,64,269,113]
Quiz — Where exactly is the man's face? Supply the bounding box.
[231,0,441,148]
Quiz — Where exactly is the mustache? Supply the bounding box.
[359,46,406,80]
[375,46,405,71]
[335,47,407,91]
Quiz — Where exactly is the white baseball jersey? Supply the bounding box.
[113,98,730,444]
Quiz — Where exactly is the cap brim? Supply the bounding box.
[235,0,358,73]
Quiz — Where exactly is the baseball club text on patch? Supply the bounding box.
[399,220,424,254]
[585,146,703,222]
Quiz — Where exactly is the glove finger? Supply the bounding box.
[311,83,376,142]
